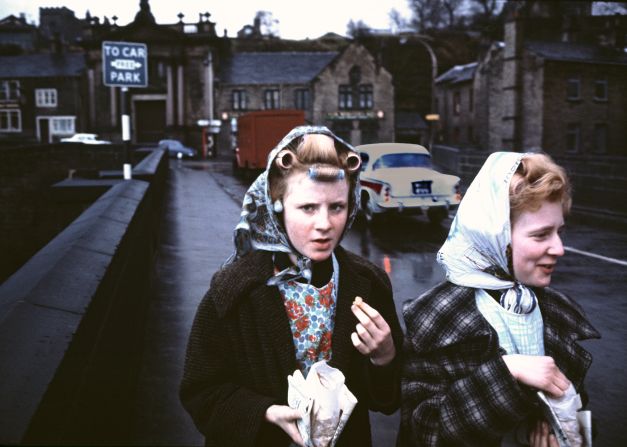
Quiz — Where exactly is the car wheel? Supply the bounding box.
[427,207,447,225]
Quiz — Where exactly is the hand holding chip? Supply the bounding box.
[350,296,396,366]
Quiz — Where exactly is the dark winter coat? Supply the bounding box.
[180,246,403,447]
[398,281,600,447]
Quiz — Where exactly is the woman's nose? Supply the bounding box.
[548,233,565,257]
[315,209,331,230]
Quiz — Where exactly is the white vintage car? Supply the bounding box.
[60,133,111,144]
[356,143,461,224]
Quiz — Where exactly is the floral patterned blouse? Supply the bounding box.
[278,254,339,377]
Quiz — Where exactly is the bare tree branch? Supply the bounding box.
[442,0,465,27]
[408,0,448,31]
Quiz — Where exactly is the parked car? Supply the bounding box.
[60,133,111,144]
[356,143,461,224]
[159,139,197,159]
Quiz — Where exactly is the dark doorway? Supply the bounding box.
[134,100,166,144]
[39,118,50,143]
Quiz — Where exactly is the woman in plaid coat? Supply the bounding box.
[399,152,600,447]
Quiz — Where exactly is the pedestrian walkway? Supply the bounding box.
[130,160,241,445]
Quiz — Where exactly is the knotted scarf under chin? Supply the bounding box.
[499,283,537,314]
[266,255,312,286]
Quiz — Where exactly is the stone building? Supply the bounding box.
[215,43,395,146]
[0,53,85,143]
[0,14,40,53]
[79,0,228,148]
[437,1,627,156]
[38,7,84,48]
[434,62,477,148]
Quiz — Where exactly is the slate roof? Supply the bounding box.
[435,62,478,85]
[526,41,627,65]
[0,53,85,78]
[219,51,338,85]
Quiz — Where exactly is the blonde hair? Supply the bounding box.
[269,134,360,204]
[509,153,572,220]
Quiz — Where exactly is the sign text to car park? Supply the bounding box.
[102,41,148,88]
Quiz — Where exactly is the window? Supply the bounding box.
[339,65,370,111]
[0,80,20,101]
[567,78,580,100]
[231,89,247,111]
[148,59,167,85]
[339,85,353,110]
[36,89,58,107]
[373,153,432,169]
[469,88,474,112]
[349,66,362,85]
[263,89,280,109]
[358,85,373,109]
[453,91,461,115]
[157,61,166,79]
[593,123,607,153]
[50,116,75,135]
[566,123,581,152]
[594,80,608,101]
[0,109,21,132]
[294,89,309,110]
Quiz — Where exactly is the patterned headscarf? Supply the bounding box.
[225,125,361,286]
[437,152,538,314]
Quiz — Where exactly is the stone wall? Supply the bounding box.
[0,143,144,282]
[0,148,168,444]
[542,60,627,156]
[432,145,627,217]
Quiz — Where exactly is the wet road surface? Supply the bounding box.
[133,159,627,446]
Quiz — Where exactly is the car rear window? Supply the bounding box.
[374,153,432,169]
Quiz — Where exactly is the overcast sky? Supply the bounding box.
[0,0,413,39]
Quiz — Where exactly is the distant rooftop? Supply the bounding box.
[0,53,85,78]
[526,41,627,65]
[435,62,478,85]
[219,51,338,84]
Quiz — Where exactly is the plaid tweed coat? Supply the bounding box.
[180,246,403,447]
[398,281,600,447]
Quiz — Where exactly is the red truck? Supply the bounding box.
[233,109,305,174]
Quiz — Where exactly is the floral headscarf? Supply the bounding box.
[225,125,361,286]
[437,152,538,314]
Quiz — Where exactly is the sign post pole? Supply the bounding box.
[102,41,148,180]
[121,87,131,179]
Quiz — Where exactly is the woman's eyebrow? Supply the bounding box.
[528,224,561,233]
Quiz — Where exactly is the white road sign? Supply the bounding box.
[102,41,148,88]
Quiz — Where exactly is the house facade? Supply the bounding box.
[434,62,477,148]
[436,2,627,156]
[215,43,394,146]
[79,1,228,148]
[0,53,85,143]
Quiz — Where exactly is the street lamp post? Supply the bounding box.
[412,34,438,150]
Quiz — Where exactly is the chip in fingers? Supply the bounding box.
[353,296,363,307]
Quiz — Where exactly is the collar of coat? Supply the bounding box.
[403,281,600,387]
[208,246,391,374]
[210,245,390,319]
